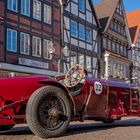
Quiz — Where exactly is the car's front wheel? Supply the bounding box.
[102,119,114,124]
[26,86,71,139]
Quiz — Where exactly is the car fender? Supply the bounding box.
[39,79,76,115]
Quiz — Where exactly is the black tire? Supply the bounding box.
[26,86,71,139]
[102,119,114,124]
[0,125,14,131]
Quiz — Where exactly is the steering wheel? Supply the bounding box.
[64,64,85,88]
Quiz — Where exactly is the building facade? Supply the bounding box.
[0,0,61,77]
[94,0,132,82]
[63,0,100,77]
[126,10,140,85]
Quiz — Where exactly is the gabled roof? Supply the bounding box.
[126,10,140,27]
[126,10,140,44]
[94,0,119,32]
[129,26,140,44]
[89,0,101,28]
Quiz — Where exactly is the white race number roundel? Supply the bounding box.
[94,81,103,95]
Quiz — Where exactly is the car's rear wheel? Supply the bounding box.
[0,125,14,131]
[26,86,71,139]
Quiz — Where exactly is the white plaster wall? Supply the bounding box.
[93,30,97,41]
[79,12,86,20]
[93,57,97,68]
[71,37,78,46]
[86,0,91,11]
[64,16,70,30]
[79,41,85,48]
[86,11,92,23]
[86,43,92,51]
[64,30,70,43]
[71,2,78,16]
[65,3,70,12]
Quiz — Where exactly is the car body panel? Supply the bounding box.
[0,75,140,126]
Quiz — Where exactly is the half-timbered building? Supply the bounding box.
[126,10,140,85]
[94,0,132,82]
[63,0,100,77]
[0,0,61,77]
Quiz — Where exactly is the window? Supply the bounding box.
[103,37,107,48]
[117,43,120,54]
[79,54,84,66]
[70,51,77,66]
[70,20,78,37]
[43,39,52,59]
[120,64,124,78]
[86,56,92,72]
[79,24,85,40]
[20,32,30,55]
[7,28,17,52]
[120,46,123,55]
[108,39,111,50]
[79,0,85,12]
[21,0,30,16]
[114,23,117,31]
[86,28,92,43]
[7,0,18,12]
[108,61,112,76]
[113,63,118,78]
[112,41,116,52]
[110,22,114,29]
[32,36,41,57]
[44,4,52,24]
[33,0,41,20]
[118,24,121,33]
[124,47,127,57]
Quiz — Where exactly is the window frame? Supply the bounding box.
[44,4,52,25]
[78,53,84,66]
[6,28,17,52]
[70,51,77,67]
[70,20,78,38]
[7,0,18,12]
[86,55,92,72]
[21,0,30,16]
[33,0,42,21]
[86,28,92,43]
[20,32,30,55]
[32,36,42,57]
[79,0,85,13]
[79,24,85,40]
[43,39,52,59]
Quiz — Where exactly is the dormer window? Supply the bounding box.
[79,0,85,12]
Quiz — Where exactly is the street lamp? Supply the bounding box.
[47,41,55,59]
[47,41,70,76]
[47,41,61,76]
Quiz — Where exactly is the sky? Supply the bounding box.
[93,0,140,12]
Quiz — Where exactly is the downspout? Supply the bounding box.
[58,0,64,76]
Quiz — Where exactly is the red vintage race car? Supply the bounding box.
[0,65,140,138]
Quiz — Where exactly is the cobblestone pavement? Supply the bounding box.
[0,117,140,140]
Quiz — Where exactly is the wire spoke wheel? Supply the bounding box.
[38,96,67,130]
[26,86,71,139]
